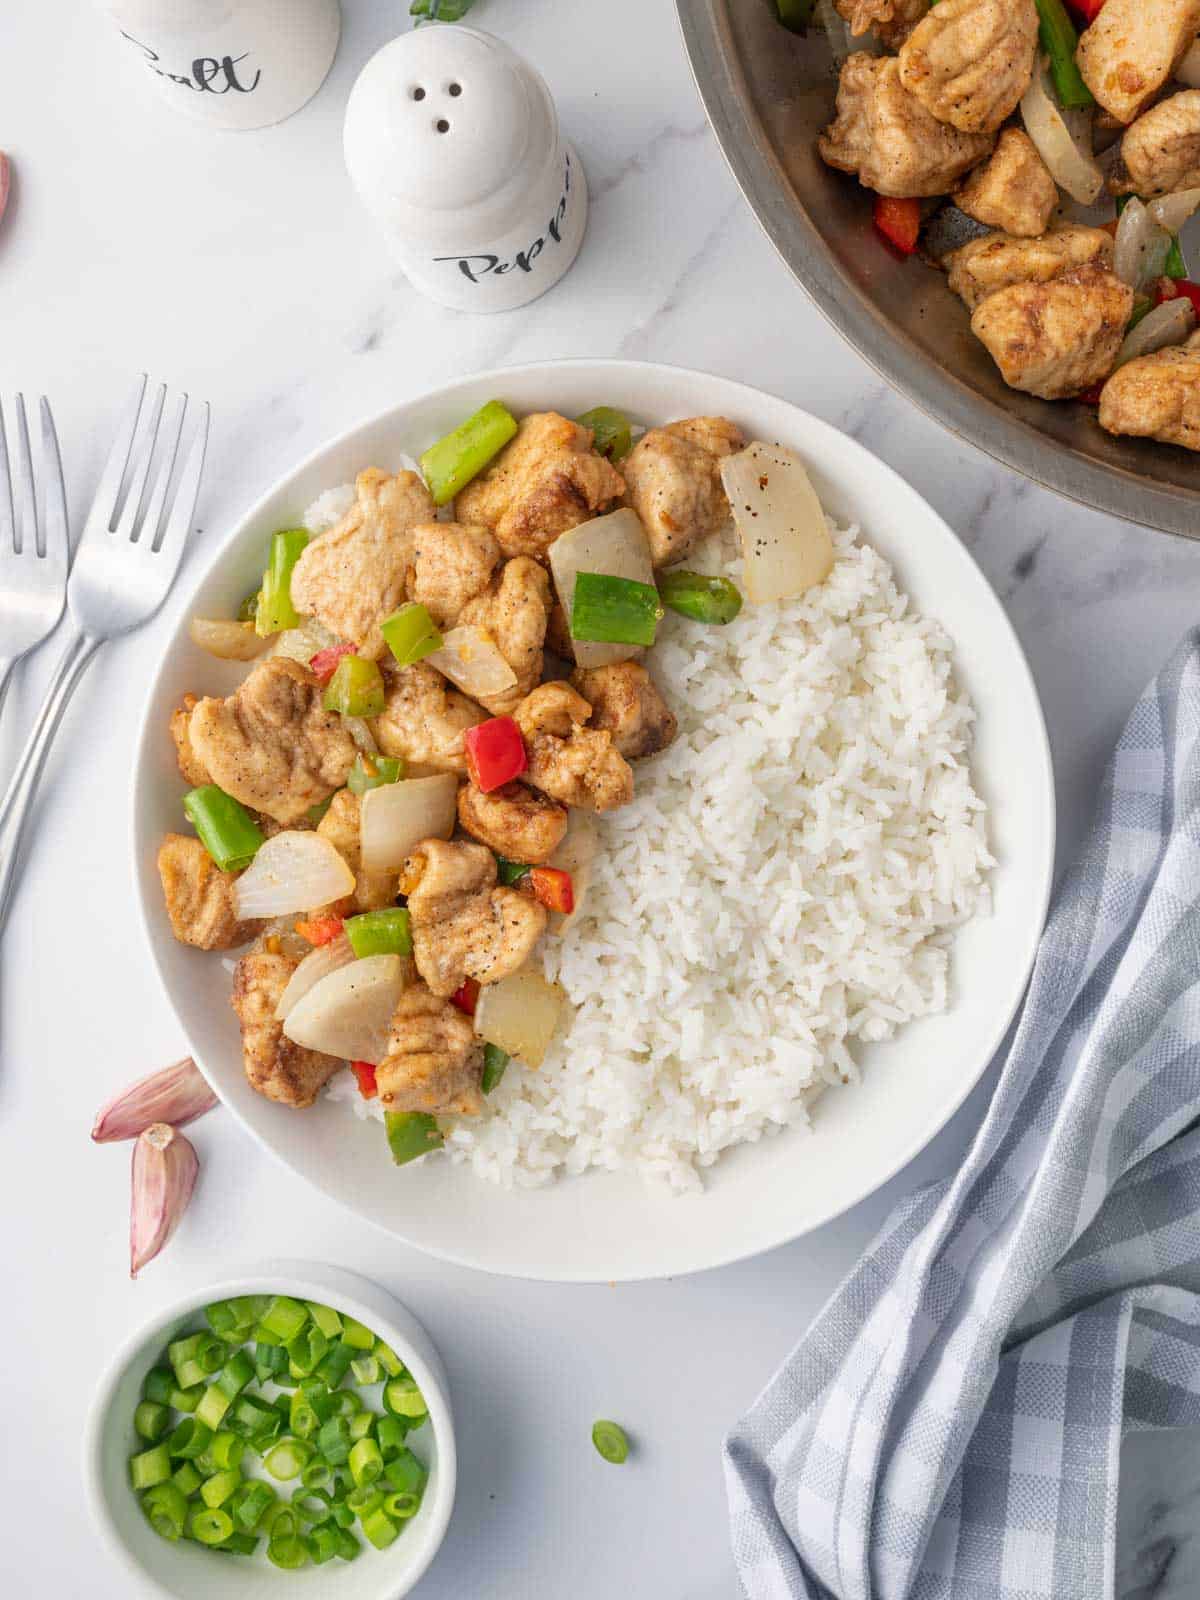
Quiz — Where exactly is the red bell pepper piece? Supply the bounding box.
[464,717,528,793]
[350,1060,377,1099]
[1077,383,1105,406]
[1155,277,1200,317]
[294,914,345,946]
[450,977,480,1015]
[528,866,574,914]
[1064,0,1104,21]
[873,196,920,256]
[308,643,357,685]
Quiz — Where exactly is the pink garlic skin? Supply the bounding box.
[92,1056,216,1143]
[130,1123,199,1278]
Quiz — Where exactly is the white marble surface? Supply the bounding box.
[4,0,1200,1595]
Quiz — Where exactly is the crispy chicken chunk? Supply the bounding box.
[188,657,359,825]
[514,682,635,813]
[954,129,1058,237]
[157,833,262,951]
[456,557,552,715]
[455,412,626,562]
[375,983,483,1117]
[819,54,995,197]
[1115,91,1200,197]
[289,468,435,658]
[945,222,1115,312]
[971,264,1133,399]
[621,416,743,567]
[170,696,211,787]
[1099,330,1200,449]
[371,660,487,775]
[545,598,575,663]
[407,521,501,629]
[313,789,397,913]
[403,838,547,998]
[570,662,678,760]
[231,939,342,1108]
[457,781,569,864]
[897,0,1037,134]
[836,0,930,48]
[1077,0,1200,125]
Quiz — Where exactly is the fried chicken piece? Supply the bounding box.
[455,412,626,562]
[1114,91,1200,197]
[170,695,211,787]
[289,467,435,658]
[570,662,677,760]
[375,982,483,1117]
[954,129,1058,237]
[897,0,1037,134]
[403,837,547,999]
[456,557,552,715]
[819,54,995,197]
[313,789,397,913]
[157,833,263,951]
[1099,330,1200,449]
[407,521,501,629]
[457,781,569,864]
[836,0,930,48]
[371,660,487,775]
[971,264,1133,399]
[231,939,342,1108]
[513,682,634,813]
[1077,0,1200,125]
[188,657,359,826]
[545,598,575,663]
[621,416,743,568]
[945,222,1115,312]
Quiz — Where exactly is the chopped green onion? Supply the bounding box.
[134,1401,170,1442]
[287,1324,330,1378]
[332,1389,363,1419]
[210,1431,244,1472]
[349,1437,384,1488]
[167,1418,213,1460]
[130,1444,173,1490]
[376,1416,410,1460]
[384,1448,428,1498]
[380,601,443,668]
[419,399,518,505]
[330,1499,357,1529]
[658,569,743,625]
[1033,0,1094,109]
[1166,235,1188,279]
[323,654,385,718]
[290,1387,320,1440]
[495,856,530,886]
[385,1110,444,1166]
[260,1296,309,1344]
[195,1385,232,1431]
[351,1354,381,1386]
[361,1506,399,1550]
[570,572,662,647]
[142,1368,174,1406]
[410,0,478,19]
[305,1301,344,1339]
[373,1339,405,1379]
[482,1042,510,1093]
[255,528,309,637]
[347,752,405,794]
[336,1529,362,1560]
[384,1489,421,1520]
[237,590,262,625]
[349,1409,375,1443]
[773,0,815,27]
[183,785,265,874]
[172,1462,202,1496]
[308,1522,341,1564]
[347,1484,384,1515]
[306,795,335,826]
[142,1481,189,1541]
[302,1460,335,1493]
[188,1506,234,1546]
[216,1531,259,1556]
[345,907,412,959]
[254,1342,287,1384]
[216,1348,255,1399]
[230,1481,276,1533]
[200,1468,242,1509]
[170,1383,203,1414]
[267,1534,309,1569]
[316,1340,357,1387]
[592,1419,629,1464]
[293,1490,334,1523]
[262,1504,299,1539]
[265,1438,312,1481]
[383,1376,428,1420]
[318,1416,352,1467]
[339,1316,376,1352]
[576,406,633,461]
[205,1300,239,1339]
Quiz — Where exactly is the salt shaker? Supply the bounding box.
[98,0,341,131]
[343,26,588,313]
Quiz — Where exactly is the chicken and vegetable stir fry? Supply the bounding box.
[157,402,838,1168]
[794,0,1200,443]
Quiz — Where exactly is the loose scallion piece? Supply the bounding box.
[254,1342,287,1384]
[308,1521,341,1564]
[287,1324,330,1378]
[265,1438,312,1481]
[255,528,309,637]
[230,1479,276,1532]
[351,1354,381,1386]
[304,1302,343,1339]
[237,590,262,625]
[347,1484,384,1516]
[195,1384,233,1431]
[592,1419,630,1464]
[345,907,412,959]
[143,1481,189,1540]
[172,1461,202,1497]
[217,1531,259,1556]
[134,1401,170,1442]
[495,856,530,886]
[410,0,478,19]
[302,1460,335,1493]
[315,1340,356,1388]
[340,1315,376,1352]
[349,1437,385,1488]
[170,1383,203,1413]
[337,1529,362,1560]
[658,569,743,625]
[361,1506,400,1550]
[385,1448,428,1499]
[183,785,265,874]
[260,1296,309,1344]
[383,1376,428,1420]
[347,752,404,795]
[323,654,385,718]
[376,1416,410,1460]
[210,1431,244,1472]
[1166,235,1188,280]
[384,1489,421,1520]
[482,1042,510,1093]
[290,1387,320,1440]
[318,1416,352,1467]
[570,572,662,647]
[142,1368,175,1406]
[1033,0,1094,109]
[168,1418,213,1460]
[200,1468,242,1509]
[385,1110,444,1166]
[189,1506,235,1546]
[130,1444,173,1490]
[576,406,633,461]
[419,399,518,505]
[374,1339,405,1379]
[267,1533,309,1569]
[216,1348,255,1399]
[380,601,443,668]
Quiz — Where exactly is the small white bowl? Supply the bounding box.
[83,1262,456,1600]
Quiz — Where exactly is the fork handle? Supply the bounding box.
[0,656,14,727]
[0,630,102,934]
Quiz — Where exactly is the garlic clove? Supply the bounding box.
[130,1123,199,1278]
[92,1057,217,1143]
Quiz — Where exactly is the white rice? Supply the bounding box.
[327,515,992,1193]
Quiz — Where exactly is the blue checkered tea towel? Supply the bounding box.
[726,630,1200,1600]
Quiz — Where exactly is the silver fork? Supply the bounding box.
[0,376,209,932]
[0,395,69,722]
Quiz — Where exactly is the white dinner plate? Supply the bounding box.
[133,360,1054,1282]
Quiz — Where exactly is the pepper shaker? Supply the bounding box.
[343,26,588,313]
